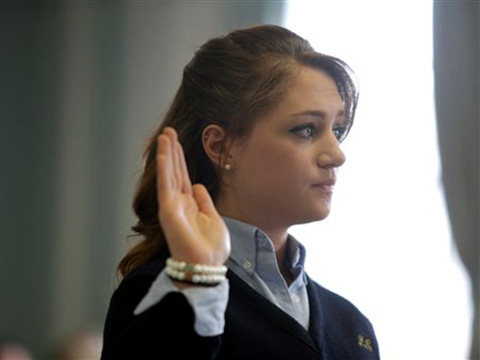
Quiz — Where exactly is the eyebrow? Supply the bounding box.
[288,109,345,119]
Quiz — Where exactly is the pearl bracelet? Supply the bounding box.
[166,257,227,286]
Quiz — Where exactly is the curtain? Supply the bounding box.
[434,2,479,358]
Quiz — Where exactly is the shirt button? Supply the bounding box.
[243,260,252,270]
[291,294,300,303]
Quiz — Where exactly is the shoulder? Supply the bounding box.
[307,277,380,358]
[122,256,166,284]
[308,278,370,322]
[106,256,167,320]
[103,256,168,345]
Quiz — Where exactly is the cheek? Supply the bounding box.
[245,142,309,185]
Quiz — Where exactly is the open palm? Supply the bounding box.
[156,127,230,266]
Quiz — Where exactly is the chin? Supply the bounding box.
[313,210,331,222]
[311,202,332,220]
[292,207,331,225]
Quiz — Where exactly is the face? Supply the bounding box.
[218,66,347,230]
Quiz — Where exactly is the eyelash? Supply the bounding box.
[290,123,347,142]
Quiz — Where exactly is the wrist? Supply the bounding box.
[166,257,228,286]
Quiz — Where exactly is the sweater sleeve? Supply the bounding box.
[101,268,226,359]
[134,269,229,336]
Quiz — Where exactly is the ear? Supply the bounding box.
[202,124,232,168]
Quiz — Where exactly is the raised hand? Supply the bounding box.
[156,127,230,267]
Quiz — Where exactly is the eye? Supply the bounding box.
[290,123,315,139]
[332,124,347,142]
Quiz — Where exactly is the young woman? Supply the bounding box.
[101,25,380,359]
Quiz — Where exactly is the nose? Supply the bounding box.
[316,133,346,169]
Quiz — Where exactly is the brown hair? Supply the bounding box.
[118,24,359,277]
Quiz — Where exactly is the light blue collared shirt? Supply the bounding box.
[134,217,310,336]
[224,217,310,329]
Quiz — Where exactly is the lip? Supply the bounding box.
[312,179,336,193]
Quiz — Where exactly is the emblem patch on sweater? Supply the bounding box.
[358,334,373,351]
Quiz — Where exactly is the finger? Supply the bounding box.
[156,134,172,204]
[176,142,193,195]
[192,184,218,217]
[164,127,182,191]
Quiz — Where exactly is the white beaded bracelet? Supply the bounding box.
[166,257,227,286]
[166,258,228,274]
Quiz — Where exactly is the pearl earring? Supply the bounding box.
[224,164,232,171]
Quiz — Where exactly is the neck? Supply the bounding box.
[216,191,293,282]
[216,192,290,246]
[221,210,290,252]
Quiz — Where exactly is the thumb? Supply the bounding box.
[192,184,218,217]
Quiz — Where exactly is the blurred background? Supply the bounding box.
[1,1,478,359]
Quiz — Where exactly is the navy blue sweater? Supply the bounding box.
[102,256,380,359]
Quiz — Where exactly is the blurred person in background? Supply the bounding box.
[53,330,102,360]
[0,340,32,360]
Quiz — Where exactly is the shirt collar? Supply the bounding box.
[224,217,258,274]
[223,217,307,278]
[286,234,307,281]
